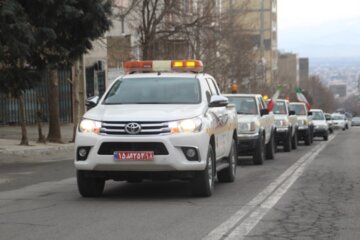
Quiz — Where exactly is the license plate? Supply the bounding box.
[114,151,154,161]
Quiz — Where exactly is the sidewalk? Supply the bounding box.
[0,124,74,164]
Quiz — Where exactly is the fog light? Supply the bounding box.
[77,146,91,161]
[186,148,196,158]
[79,148,88,157]
[181,147,199,161]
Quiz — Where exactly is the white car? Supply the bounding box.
[225,94,276,165]
[75,60,238,197]
[309,109,329,140]
[331,113,347,130]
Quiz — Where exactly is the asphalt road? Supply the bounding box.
[0,127,358,240]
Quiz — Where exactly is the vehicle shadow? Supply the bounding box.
[99,180,194,199]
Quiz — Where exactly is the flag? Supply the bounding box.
[295,87,311,110]
[267,86,282,112]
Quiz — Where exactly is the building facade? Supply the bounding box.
[278,52,299,97]
[299,58,309,90]
[226,0,278,87]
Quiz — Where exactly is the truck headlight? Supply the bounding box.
[169,117,202,134]
[297,119,307,126]
[239,122,256,132]
[79,119,102,134]
[275,119,289,127]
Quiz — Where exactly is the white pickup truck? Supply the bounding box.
[289,102,314,145]
[75,60,238,197]
[270,99,298,152]
[225,94,276,165]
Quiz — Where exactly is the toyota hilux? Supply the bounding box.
[75,60,238,197]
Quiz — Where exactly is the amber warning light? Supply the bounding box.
[124,60,203,73]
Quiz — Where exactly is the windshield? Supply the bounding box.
[273,101,288,115]
[289,104,307,115]
[103,78,201,104]
[311,111,325,120]
[332,115,345,120]
[228,97,258,115]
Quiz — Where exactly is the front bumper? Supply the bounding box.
[74,131,210,172]
[237,133,259,155]
[313,127,327,137]
[275,127,290,142]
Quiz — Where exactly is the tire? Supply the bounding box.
[343,127,346,131]
[291,129,298,150]
[323,131,329,141]
[218,139,237,183]
[283,129,292,152]
[253,133,265,165]
[304,129,311,146]
[265,132,275,160]
[77,171,105,197]
[310,127,314,144]
[346,124,349,130]
[192,144,215,197]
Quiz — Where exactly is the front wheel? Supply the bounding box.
[192,144,215,197]
[291,130,298,150]
[265,132,275,160]
[283,130,292,152]
[218,139,237,183]
[253,133,265,165]
[304,129,311,146]
[77,171,105,198]
[323,131,329,141]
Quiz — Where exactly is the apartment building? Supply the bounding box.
[278,52,299,96]
[223,0,278,87]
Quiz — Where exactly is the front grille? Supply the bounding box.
[98,142,169,155]
[100,121,170,135]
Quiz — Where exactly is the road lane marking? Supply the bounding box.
[203,134,337,240]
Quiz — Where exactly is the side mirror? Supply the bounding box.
[289,110,296,116]
[308,112,313,116]
[209,95,229,108]
[86,96,99,109]
[260,109,269,116]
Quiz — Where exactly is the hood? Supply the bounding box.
[296,115,308,121]
[274,114,288,120]
[84,104,205,122]
[237,114,258,123]
[313,120,327,126]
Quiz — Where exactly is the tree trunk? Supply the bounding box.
[18,95,29,146]
[47,67,62,143]
[37,97,46,143]
[71,62,80,142]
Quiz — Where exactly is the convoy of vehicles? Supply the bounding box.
[225,94,276,165]
[75,58,351,198]
[75,60,238,198]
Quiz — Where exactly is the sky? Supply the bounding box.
[278,0,360,58]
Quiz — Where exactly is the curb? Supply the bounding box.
[0,143,74,164]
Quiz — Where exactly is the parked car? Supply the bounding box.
[289,102,314,145]
[331,113,347,131]
[309,109,329,140]
[351,116,360,126]
[324,113,334,134]
[226,94,276,165]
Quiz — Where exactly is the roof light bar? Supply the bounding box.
[123,60,203,73]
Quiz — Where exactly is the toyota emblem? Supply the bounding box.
[125,122,141,134]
